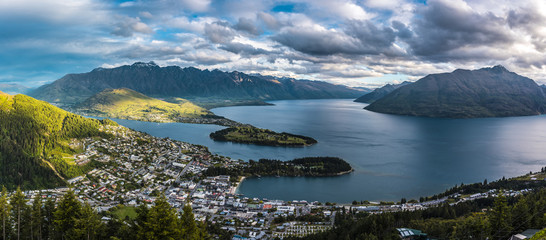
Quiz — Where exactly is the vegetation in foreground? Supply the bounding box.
[203,157,352,178]
[0,92,116,190]
[0,188,207,240]
[297,190,546,240]
[293,171,546,240]
[210,126,317,146]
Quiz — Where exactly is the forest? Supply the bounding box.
[291,187,546,240]
[0,94,116,190]
[209,126,317,146]
[202,157,352,179]
[0,187,207,240]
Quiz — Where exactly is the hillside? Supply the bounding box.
[365,66,546,118]
[0,92,115,189]
[31,62,364,105]
[354,81,412,103]
[74,88,229,124]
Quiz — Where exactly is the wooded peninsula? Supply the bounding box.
[203,157,353,179]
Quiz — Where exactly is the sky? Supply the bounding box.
[2,0,546,88]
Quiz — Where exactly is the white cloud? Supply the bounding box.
[139,11,153,18]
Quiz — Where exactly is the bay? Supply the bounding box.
[112,99,546,203]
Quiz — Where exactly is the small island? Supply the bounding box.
[210,126,317,146]
[203,157,353,179]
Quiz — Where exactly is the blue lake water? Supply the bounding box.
[112,99,546,203]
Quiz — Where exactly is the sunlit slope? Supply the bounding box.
[0,92,115,189]
[76,88,214,122]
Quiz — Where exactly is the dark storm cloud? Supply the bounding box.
[233,17,263,36]
[391,21,412,39]
[507,7,546,51]
[219,42,270,55]
[345,20,397,55]
[405,0,513,60]
[204,21,237,44]
[271,20,398,56]
[271,27,358,55]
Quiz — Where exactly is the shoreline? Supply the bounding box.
[231,176,246,195]
[335,168,354,176]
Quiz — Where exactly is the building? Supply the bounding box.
[397,228,430,240]
[509,229,541,240]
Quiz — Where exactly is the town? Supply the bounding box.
[13,124,544,239]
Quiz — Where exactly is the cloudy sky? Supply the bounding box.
[2,0,546,88]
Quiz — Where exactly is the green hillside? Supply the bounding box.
[75,88,214,122]
[0,92,115,190]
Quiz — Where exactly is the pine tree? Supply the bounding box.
[134,202,150,240]
[0,187,10,240]
[76,202,102,240]
[180,204,198,240]
[145,194,181,240]
[10,187,27,240]
[451,213,490,239]
[511,197,531,232]
[490,193,512,240]
[54,190,82,240]
[42,197,55,240]
[31,192,43,240]
[21,204,32,239]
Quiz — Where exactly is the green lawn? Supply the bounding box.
[112,206,138,220]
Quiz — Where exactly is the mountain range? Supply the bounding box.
[354,81,412,103]
[31,62,364,106]
[0,83,33,95]
[365,66,546,118]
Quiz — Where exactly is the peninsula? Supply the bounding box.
[203,157,353,178]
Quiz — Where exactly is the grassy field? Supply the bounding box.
[513,172,546,181]
[112,206,138,220]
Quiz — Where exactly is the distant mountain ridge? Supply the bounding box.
[0,83,32,95]
[354,81,412,103]
[365,66,546,118]
[31,62,364,105]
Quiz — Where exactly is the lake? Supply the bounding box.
[112,99,546,203]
